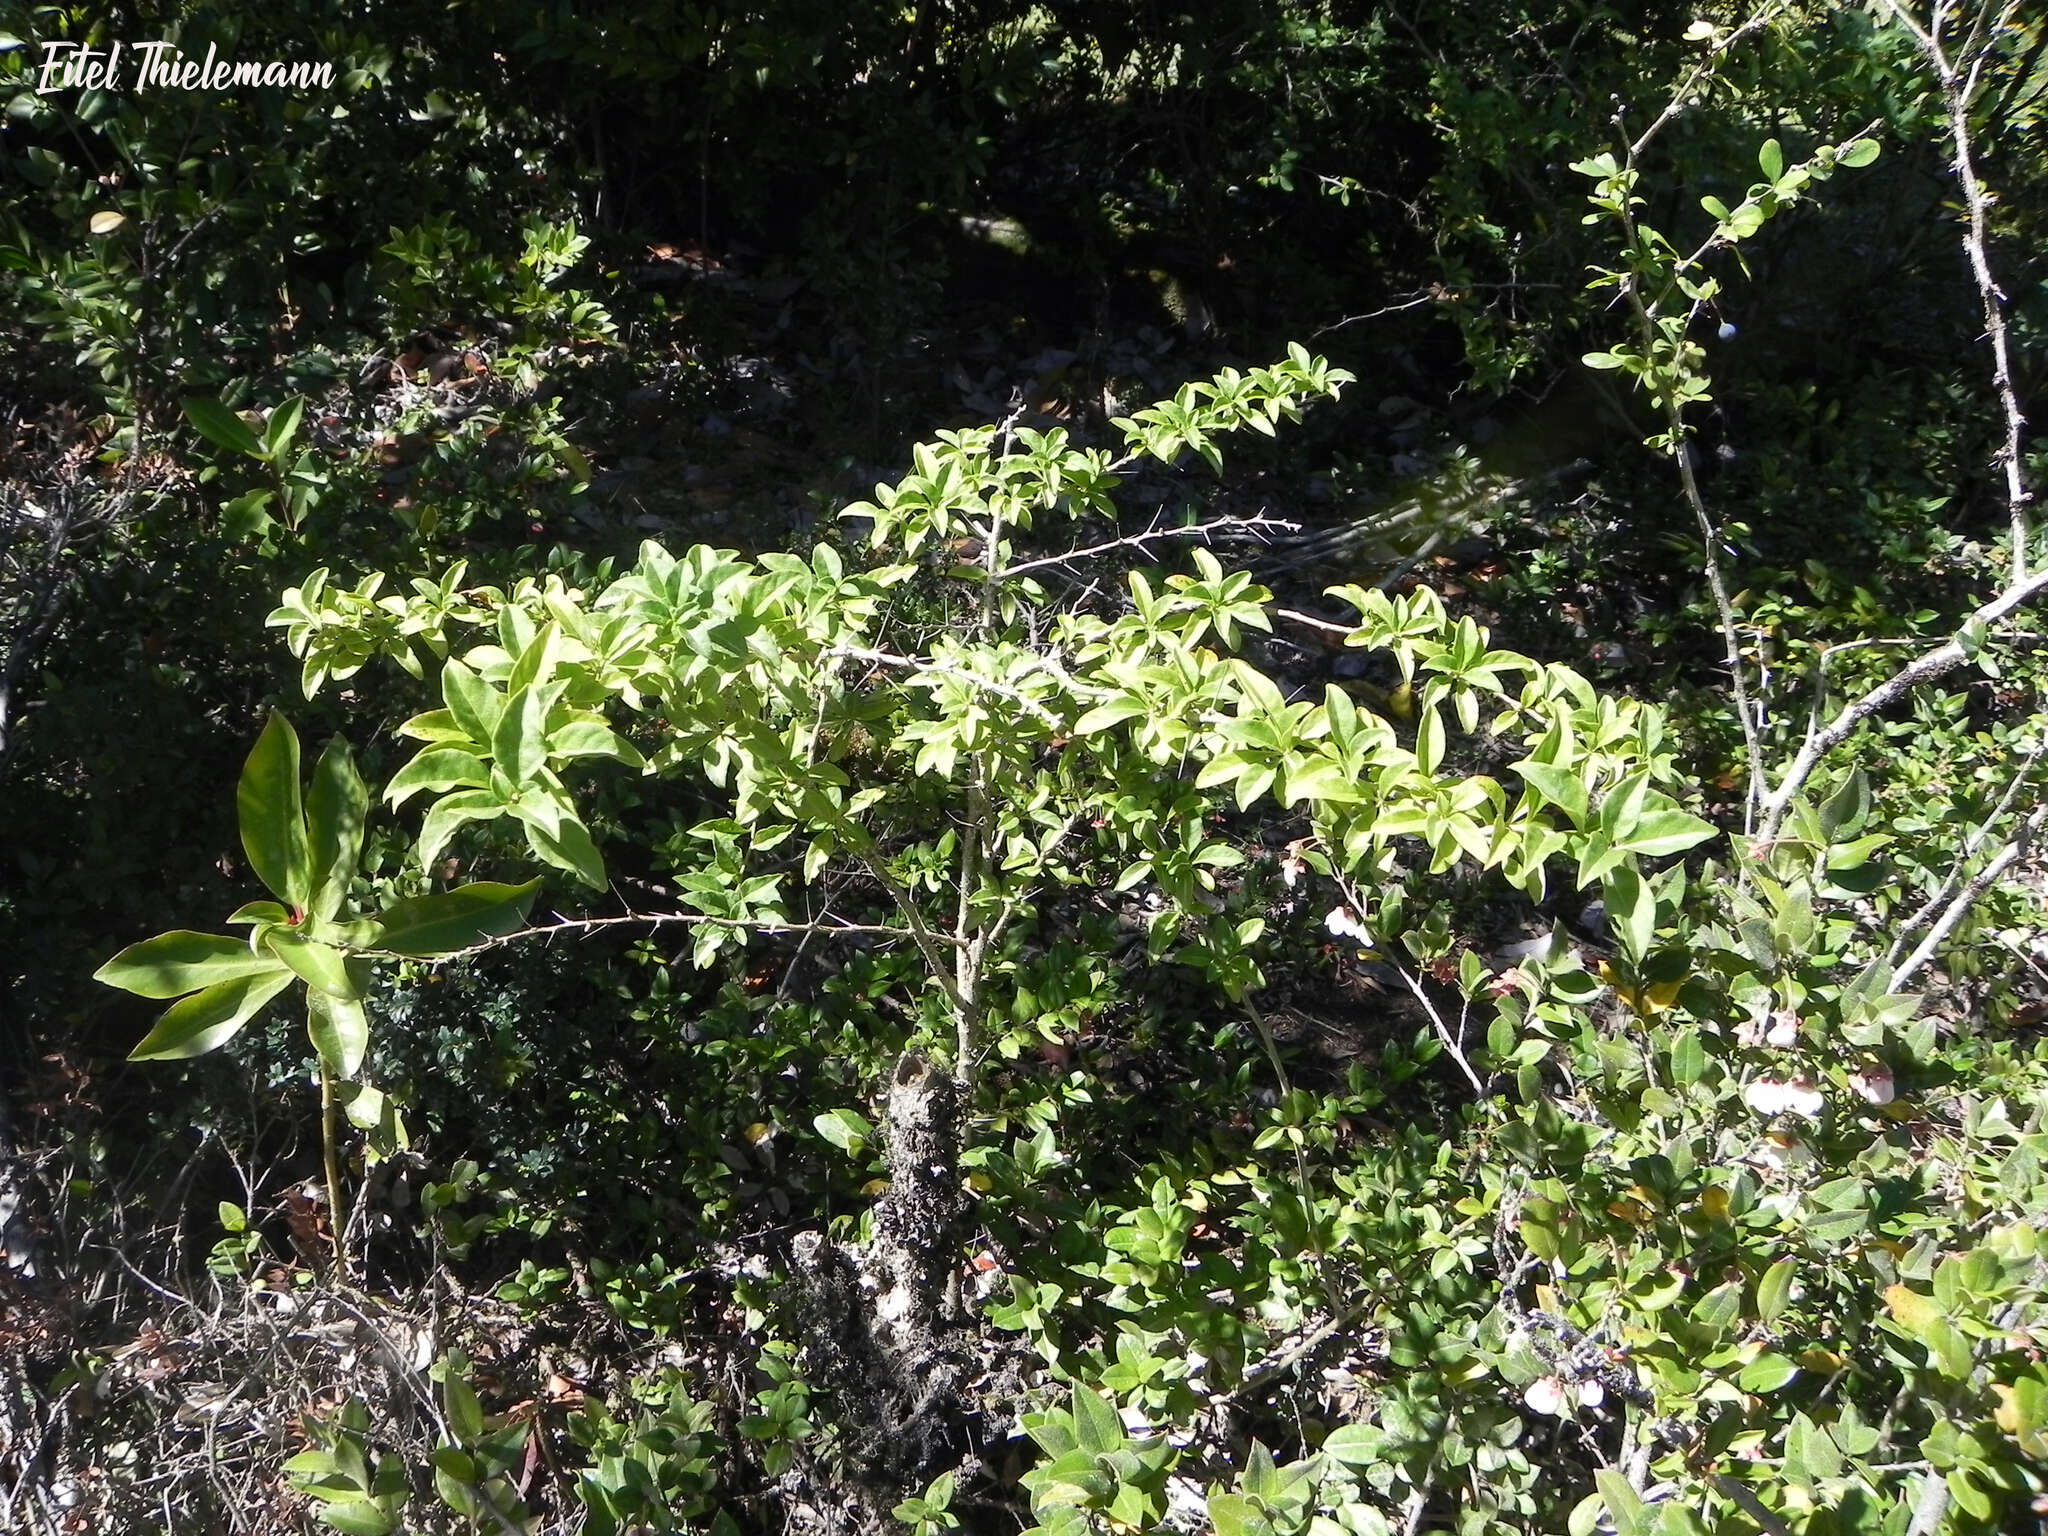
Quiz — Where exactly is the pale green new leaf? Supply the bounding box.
[493,683,549,784]
[417,789,506,867]
[385,748,492,807]
[440,657,503,746]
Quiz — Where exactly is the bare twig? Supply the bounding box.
[1892,804,2046,989]
[1628,3,1792,161]
[1885,741,2043,967]
[426,907,942,964]
[1001,513,1302,578]
[828,644,1067,727]
[1758,564,2048,840]
[1394,959,1489,1096]
[1879,0,2034,579]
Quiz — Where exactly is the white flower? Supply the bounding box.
[1744,1076,1824,1118]
[1522,1376,1566,1416]
[1578,1380,1605,1409]
[1736,1009,1800,1049]
[1849,1065,1896,1106]
[1325,906,1372,944]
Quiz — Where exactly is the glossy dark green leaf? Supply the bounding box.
[372,879,542,958]
[182,394,265,459]
[265,931,357,997]
[95,930,282,998]
[306,736,368,922]
[239,711,312,909]
[307,986,370,1077]
[128,968,297,1061]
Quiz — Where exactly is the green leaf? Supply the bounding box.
[1616,805,1719,858]
[264,396,306,460]
[128,968,298,1061]
[547,719,645,766]
[307,987,370,1078]
[372,880,543,958]
[265,932,358,997]
[443,1363,486,1444]
[1838,138,1879,168]
[813,1108,874,1155]
[95,930,287,998]
[317,1499,397,1536]
[1753,1259,1797,1326]
[306,736,368,922]
[1209,1494,1274,1536]
[525,814,607,889]
[1737,1352,1799,1394]
[339,1081,388,1131]
[384,748,492,808]
[1604,866,1655,958]
[1758,138,1783,181]
[1514,760,1589,825]
[182,394,266,459]
[227,900,292,926]
[240,712,312,909]
[492,684,548,783]
[1074,698,1147,735]
[439,658,502,747]
[417,789,505,867]
[1667,1028,1705,1086]
[1070,1385,1124,1456]
[1594,1470,1647,1536]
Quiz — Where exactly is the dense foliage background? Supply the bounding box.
[3,2,2047,1534]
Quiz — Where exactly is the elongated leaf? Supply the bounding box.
[1757,1257,1798,1325]
[96,930,284,998]
[372,879,542,958]
[1604,865,1655,959]
[306,736,368,922]
[128,968,297,1061]
[1616,806,1719,858]
[440,658,502,747]
[1514,760,1589,825]
[240,712,312,909]
[492,683,548,784]
[525,814,607,889]
[265,931,357,996]
[545,719,645,766]
[264,396,305,460]
[182,394,266,459]
[417,789,505,867]
[307,987,369,1077]
[385,748,492,808]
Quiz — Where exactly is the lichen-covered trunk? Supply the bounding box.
[789,1053,992,1528]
